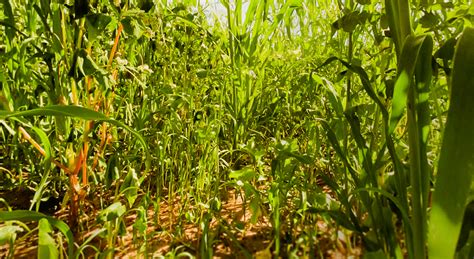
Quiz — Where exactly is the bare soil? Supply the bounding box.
[0,189,361,258]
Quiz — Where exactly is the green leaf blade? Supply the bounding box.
[428,27,474,259]
[388,35,432,135]
[38,218,58,259]
[0,105,148,152]
[0,210,74,257]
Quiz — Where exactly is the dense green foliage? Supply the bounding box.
[1,0,473,258]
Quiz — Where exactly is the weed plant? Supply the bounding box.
[0,0,473,258]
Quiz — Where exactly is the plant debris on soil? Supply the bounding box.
[0,189,361,258]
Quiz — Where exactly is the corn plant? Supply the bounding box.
[428,27,474,259]
[1,0,474,258]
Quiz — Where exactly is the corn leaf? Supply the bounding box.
[428,27,474,259]
[97,202,126,223]
[389,34,432,135]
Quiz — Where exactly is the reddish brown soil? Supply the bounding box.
[0,189,361,258]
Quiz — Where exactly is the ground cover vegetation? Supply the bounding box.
[0,0,473,258]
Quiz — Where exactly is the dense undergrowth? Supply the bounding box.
[1,0,474,258]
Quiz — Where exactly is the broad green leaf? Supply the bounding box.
[77,49,106,77]
[86,13,112,41]
[118,218,127,236]
[51,4,62,53]
[98,202,126,223]
[385,0,412,54]
[388,33,433,259]
[385,0,412,56]
[120,168,139,207]
[0,225,23,245]
[457,201,474,251]
[133,206,147,234]
[435,37,457,76]
[0,105,107,120]
[413,29,433,215]
[428,27,474,259]
[106,154,120,188]
[0,210,74,257]
[389,35,432,135]
[38,218,58,259]
[121,17,140,38]
[435,38,457,61]
[249,196,261,224]
[229,167,256,182]
[332,11,369,33]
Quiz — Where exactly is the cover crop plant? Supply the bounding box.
[0,0,473,258]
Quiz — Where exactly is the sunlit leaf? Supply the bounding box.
[0,210,74,257]
[229,167,256,182]
[120,168,139,207]
[429,26,474,259]
[97,202,126,223]
[38,218,58,259]
[389,34,432,135]
[0,225,23,245]
[0,105,148,151]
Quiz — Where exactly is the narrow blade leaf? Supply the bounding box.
[0,105,148,151]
